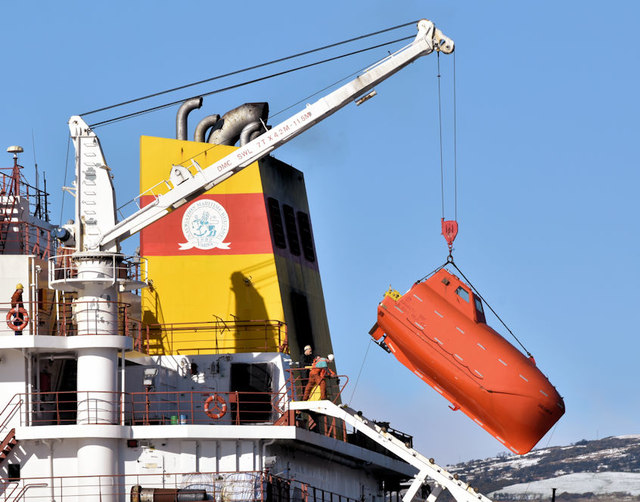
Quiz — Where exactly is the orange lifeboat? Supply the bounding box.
[370,268,564,454]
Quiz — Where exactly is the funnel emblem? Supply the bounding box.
[179,199,231,250]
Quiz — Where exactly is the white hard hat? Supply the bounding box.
[327,354,334,361]
[304,345,312,351]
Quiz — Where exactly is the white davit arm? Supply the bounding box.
[98,19,453,250]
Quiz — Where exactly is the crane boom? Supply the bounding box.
[89,19,453,251]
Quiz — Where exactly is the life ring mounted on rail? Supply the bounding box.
[6,308,29,331]
[204,394,227,420]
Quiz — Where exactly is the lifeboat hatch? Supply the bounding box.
[373,267,564,454]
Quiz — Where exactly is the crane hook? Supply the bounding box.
[441,218,458,259]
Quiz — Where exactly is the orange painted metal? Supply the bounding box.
[372,268,564,454]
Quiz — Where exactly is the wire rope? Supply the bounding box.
[414,255,532,358]
[113,33,399,214]
[453,51,458,221]
[348,338,374,405]
[437,51,459,223]
[446,258,533,358]
[88,36,413,128]
[81,20,419,117]
[123,53,373,177]
[437,52,445,219]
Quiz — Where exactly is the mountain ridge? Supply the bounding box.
[447,435,640,501]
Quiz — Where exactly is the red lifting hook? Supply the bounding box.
[441,218,458,252]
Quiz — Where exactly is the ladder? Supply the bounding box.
[0,428,19,463]
[289,401,492,502]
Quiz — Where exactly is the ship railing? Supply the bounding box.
[282,368,349,405]
[0,471,361,502]
[14,387,351,440]
[0,220,55,258]
[276,368,350,442]
[0,395,23,438]
[48,252,148,288]
[1,300,288,354]
[0,299,144,340]
[137,319,289,355]
[0,480,48,502]
[15,390,293,428]
[1,300,43,337]
[0,168,50,215]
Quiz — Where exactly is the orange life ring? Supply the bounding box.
[204,394,227,420]
[6,308,29,331]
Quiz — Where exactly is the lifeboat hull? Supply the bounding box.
[372,269,564,454]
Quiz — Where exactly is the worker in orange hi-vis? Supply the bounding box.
[302,354,336,401]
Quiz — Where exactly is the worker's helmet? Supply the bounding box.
[16,283,24,290]
[327,354,334,361]
[304,345,312,352]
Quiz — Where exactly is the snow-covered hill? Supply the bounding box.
[448,435,640,501]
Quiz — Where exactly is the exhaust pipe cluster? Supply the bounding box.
[176,98,268,147]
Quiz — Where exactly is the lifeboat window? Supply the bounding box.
[455,286,470,302]
[474,297,486,323]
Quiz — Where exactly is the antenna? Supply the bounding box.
[32,131,39,192]
[5,146,23,196]
[6,145,23,158]
[32,131,42,218]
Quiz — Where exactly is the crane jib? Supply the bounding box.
[93,19,453,251]
[218,111,313,171]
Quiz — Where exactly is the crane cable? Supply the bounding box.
[88,35,414,129]
[85,21,423,128]
[446,257,533,359]
[348,338,374,406]
[437,51,459,257]
[81,21,418,117]
[433,52,532,359]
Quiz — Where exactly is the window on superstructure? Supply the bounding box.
[283,204,301,256]
[7,464,20,481]
[266,197,287,249]
[296,211,316,262]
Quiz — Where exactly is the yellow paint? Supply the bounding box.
[139,136,285,355]
[384,287,401,301]
[139,136,264,196]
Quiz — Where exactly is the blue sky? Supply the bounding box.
[2,1,639,465]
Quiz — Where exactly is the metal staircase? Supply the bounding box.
[0,428,19,463]
[290,401,492,502]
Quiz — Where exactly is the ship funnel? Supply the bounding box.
[176,97,203,140]
[207,102,268,146]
